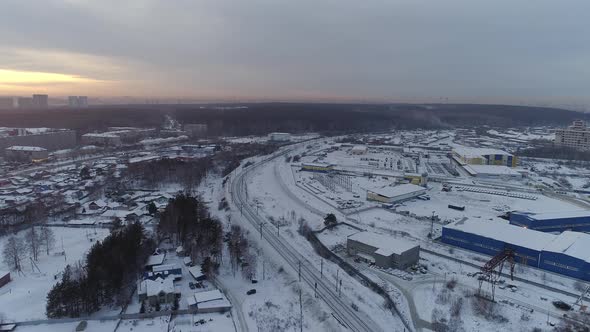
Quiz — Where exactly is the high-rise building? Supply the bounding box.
[68,96,89,108]
[78,96,88,107]
[0,97,14,109]
[32,94,49,109]
[68,96,78,107]
[17,97,33,109]
[555,120,590,150]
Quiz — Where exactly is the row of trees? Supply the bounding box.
[46,222,155,318]
[2,226,55,271]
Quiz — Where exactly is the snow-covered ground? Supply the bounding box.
[14,320,118,332]
[0,227,110,322]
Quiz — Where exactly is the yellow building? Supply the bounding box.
[404,173,428,186]
[452,146,516,167]
[301,163,334,172]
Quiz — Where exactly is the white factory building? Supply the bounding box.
[5,146,49,162]
[347,231,420,269]
[366,183,426,204]
[350,145,368,155]
[463,164,523,179]
[268,132,291,142]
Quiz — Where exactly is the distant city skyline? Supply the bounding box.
[1,0,590,106]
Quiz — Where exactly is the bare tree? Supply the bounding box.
[2,236,25,271]
[25,226,41,261]
[40,226,56,255]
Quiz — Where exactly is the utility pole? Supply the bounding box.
[339,280,342,297]
[259,222,263,239]
[298,261,301,282]
[314,282,318,298]
[320,259,323,278]
[430,211,435,238]
[299,289,303,332]
[336,269,339,291]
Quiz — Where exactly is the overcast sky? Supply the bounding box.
[1,0,589,104]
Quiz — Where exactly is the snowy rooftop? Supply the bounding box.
[348,231,419,256]
[193,289,223,304]
[543,231,590,262]
[188,266,204,279]
[464,165,521,176]
[82,133,119,138]
[152,263,181,273]
[6,146,47,152]
[138,277,175,297]
[445,219,556,252]
[366,183,425,198]
[452,145,512,158]
[146,254,165,267]
[513,210,590,221]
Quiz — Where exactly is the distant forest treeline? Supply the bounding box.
[0,103,586,136]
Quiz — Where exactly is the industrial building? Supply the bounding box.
[452,145,516,167]
[555,120,590,150]
[32,94,49,109]
[184,123,208,137]
[268,132,291,142]
[441,219,590,281]
[463,165,522,179]
[0,129,76,154]
[350,145,368,155]
[510,210,590,233]
[347,231,420,269]
[81,133,122,146]
[82,127,155,146]
[366,183,426,204]
[5,146,48,162]
[17,97,33,109]
[0,97,14,109]
[301,163,334,172]
[68,96,88,108]
[404,173,428,186]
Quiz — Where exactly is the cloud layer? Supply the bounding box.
[1,0,589,103]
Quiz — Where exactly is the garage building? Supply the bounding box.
[347,231,419,269]
[510,210,590,233]
[366,183,426,204]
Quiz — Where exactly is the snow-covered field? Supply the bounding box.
[0,227,110,321]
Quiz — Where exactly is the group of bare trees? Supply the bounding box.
[2,226,56,271]
[227,225,257,280]
[126,157,213,192]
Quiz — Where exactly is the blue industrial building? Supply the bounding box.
[442,219,590,281]
[510,210,590,233]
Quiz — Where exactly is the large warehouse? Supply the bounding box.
[347,231,420,269]
[452,145,517,167]
[366,183,426,204]
[442,219,590,281]
[510,210,590,233]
